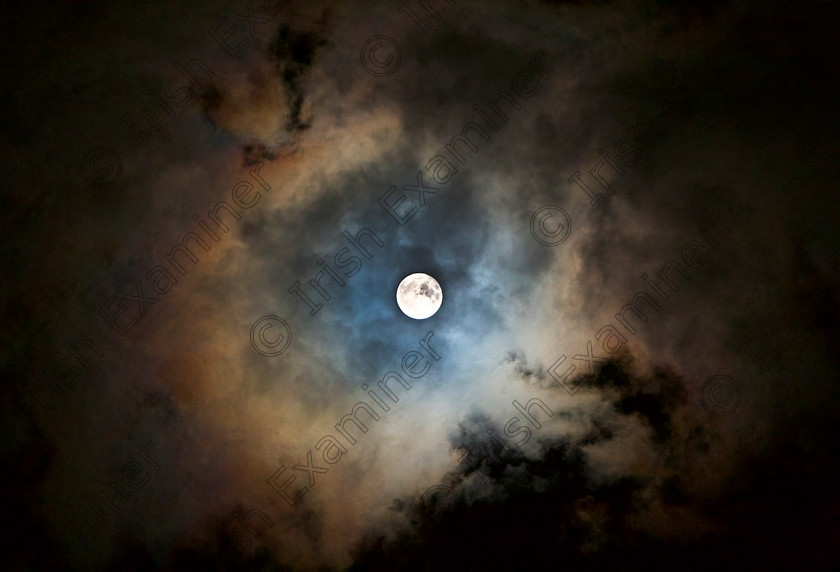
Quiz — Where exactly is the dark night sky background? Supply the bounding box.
[2,0,839,570]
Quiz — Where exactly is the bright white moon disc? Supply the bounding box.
[396,273,443,319]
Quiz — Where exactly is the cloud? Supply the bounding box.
[2,0,839,569]
[350,353,838,570]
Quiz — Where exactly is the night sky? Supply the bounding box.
[2,0,840,570]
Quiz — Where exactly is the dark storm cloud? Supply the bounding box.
[350,354,838,570]
[503,350,553,390]
[270,22,330,129]
[198,17,332,163]
[349,357,668,569]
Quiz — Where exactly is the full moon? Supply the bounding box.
[396,273,443,319]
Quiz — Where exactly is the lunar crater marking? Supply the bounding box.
[396,273,443,319]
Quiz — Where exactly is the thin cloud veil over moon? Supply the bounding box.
[1,0,839,570]
[397,273,443,319]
